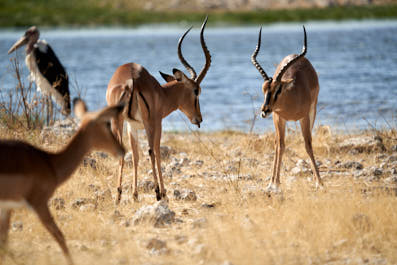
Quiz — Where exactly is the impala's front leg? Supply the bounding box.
[266,114,286,194]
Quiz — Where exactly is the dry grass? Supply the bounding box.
[1,124,397,265]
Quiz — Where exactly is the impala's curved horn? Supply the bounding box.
[177,26,197,80]
[251,27,271,81]
[195,15,212,85]
[275,25,307,82]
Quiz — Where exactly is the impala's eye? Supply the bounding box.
[194,89,199,96]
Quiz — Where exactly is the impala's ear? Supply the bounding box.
[73,98,87,120]
[159,71,175,82]
[118,90,128,103]
[98,103,125,122]
[172,68,189,82]
[125,79,133,91]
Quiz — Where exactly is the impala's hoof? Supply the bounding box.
[155,186,161,201]
[133,191,139,202]
[115,187,122,205]
[315,181,325,191]
[160,193,169,202]
[264,183,282,196]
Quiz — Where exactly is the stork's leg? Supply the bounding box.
[112,116,124,204]
[45,96,50,126]
[49,98,54,125]
[266,114,286,193]
[299,116,323,188]
[128,126,140,201]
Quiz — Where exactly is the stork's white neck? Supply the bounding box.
[34,40,48,53]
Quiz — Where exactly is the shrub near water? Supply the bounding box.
[1,125,397,264]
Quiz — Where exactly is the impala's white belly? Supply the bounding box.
[25,52,66,109]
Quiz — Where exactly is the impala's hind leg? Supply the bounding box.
[112,115,124,204]
[128,125,140,201]
[153,124,167,200]
[299,116,323,188]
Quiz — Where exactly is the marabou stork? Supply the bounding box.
[8,26,71,122]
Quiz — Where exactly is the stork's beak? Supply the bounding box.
[8,36,28,54]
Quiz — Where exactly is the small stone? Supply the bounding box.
[79,204,96,212]
[12,221,23,231]
[83,157,97,169]
[179,157,190,166]
[297,159,308,168]
[51,197,65,210]
[173,189,197,201]
[376,154,387,161]
[194,160,204,167]
[367,175,380,182]
[373,168,383,176]
[132,201,175,227]
[160,145,175,159]
[96,151,109,159]
[192,217,207,228]
[352,214,372,232]
[343,161,363,170]
[79,244,89,251]
[193,243,207,255]
[387,155,397,163]
[391,145,397,152]
[384,176,397,184]
[112,210,125,221]
[87,184,100,193]
[175,235,188,244]
[139,180,155,193]
[124,152,132,162]
[95,189,112,202]
[146,238,169,254]
[72,198,95,209]
[201,202,216,209]
[120,219,131,227]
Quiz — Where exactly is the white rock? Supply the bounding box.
[132,201,175,227]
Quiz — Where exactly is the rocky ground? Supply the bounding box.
[1,120,397,264]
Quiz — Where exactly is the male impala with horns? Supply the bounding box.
[106,17,211,203]
[251,26,323,193]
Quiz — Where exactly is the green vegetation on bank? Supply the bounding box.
[0,0,397,28]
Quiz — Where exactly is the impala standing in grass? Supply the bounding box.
[251,26,323,193]
[106,17,211,203]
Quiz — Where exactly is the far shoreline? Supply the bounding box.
[1,4,397,28]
